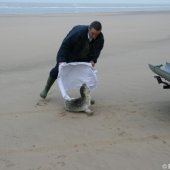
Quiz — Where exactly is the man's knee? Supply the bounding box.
[49,64,59,79]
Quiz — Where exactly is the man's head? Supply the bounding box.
[88,21,102,40]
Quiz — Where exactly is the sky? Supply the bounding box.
[0,0,170,4]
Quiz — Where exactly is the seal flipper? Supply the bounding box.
[85,108,93,115]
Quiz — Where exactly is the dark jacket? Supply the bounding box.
[57,25,104,63]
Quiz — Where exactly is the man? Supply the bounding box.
[40,21,104,99]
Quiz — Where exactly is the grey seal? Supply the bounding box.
[64,83,94,115]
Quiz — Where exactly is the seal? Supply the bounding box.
[64,83,93,115]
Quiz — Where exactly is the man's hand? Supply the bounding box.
[59,62,66,65]
[90,61,95,67]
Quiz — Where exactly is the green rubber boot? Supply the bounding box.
[40,76,55,99]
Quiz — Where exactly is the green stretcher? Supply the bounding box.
[148,62,170,89]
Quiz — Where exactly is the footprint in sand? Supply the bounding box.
[56,155,67,159]
[0,159,15,168]
[49,155,67,168]
[36,99,50,107]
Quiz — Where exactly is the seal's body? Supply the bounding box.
[64,83,93,115]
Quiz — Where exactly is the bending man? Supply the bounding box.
[40,21,104,98]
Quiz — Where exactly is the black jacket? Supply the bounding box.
[57,25,104,63]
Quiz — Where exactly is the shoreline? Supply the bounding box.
[1,10,170,17]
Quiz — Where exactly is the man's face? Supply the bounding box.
[88,28,101,40]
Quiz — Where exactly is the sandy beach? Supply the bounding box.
[0,12,170,170]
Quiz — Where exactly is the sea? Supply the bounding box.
[0,2,170,15]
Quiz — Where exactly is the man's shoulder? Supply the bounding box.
[72,25,88,33]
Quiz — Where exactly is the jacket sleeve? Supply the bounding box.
[89,36,104,63]
[57,29,80,63]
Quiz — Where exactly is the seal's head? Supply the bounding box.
[80,83,90,98]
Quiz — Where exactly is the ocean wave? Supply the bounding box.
[0,3,170,15]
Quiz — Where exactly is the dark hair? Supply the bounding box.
[89,21,102,31]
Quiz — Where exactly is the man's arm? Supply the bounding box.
[57,37,74,63]
[89,36,104,65]
[57,27,80,63]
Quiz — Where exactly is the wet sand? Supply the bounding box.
[0,12,170,170]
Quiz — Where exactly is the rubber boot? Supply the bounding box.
[40,76,55,99]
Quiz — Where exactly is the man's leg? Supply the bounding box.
[40,63,59,99]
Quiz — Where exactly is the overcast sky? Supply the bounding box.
[1,0,170,3]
